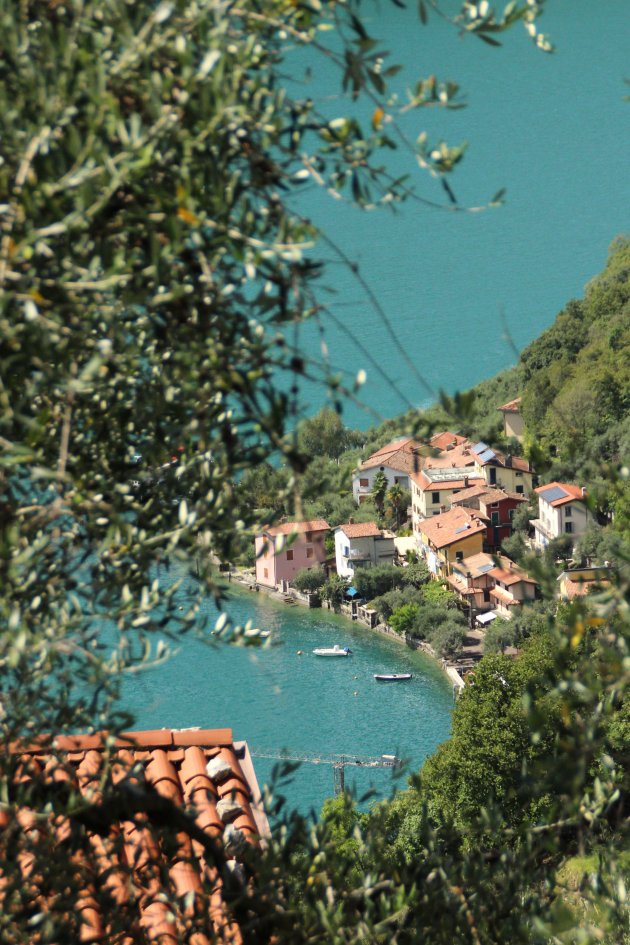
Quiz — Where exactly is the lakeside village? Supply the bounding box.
[240,400,611,690]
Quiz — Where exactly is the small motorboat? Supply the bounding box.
[373,673,413,682]
[312,644,352,657]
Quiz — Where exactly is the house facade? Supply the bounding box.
[255,520,329,589]
[531,482,592,550]
[410,467,485,526]
[417,506,487,578]
[352,437,422,504]
[451,485,526,551]
[448,552,537,620]
[498,397,525,443]
[335,522,396,578]
[557,566,611,600]
[469,441,534,494]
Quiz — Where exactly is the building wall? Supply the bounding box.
[503,411,525,442]
[353,465,409,505]
[255,531,327,588]
[475,461,533,495]
[534,498,591,548]
[335,531,395,577]
[420,531,485,577]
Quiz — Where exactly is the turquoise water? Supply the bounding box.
[120,577,453,816]
[290,0,629,426]
[119,3,628,814]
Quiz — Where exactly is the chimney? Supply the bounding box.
[466,571,473,588]
[464,476,469,489]
[581,487,587,497]
[506,454,512,467]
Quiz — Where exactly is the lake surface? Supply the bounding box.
[120,2,627,815]
[120,577,453,817]
[289,0,629,427]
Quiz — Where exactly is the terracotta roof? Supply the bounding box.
[478,488,527,506]
[454,552,497,578]
[358,438,423,475]
[535,482,586,507]
[497,397,522,412]
[446,575,476,595]
[3,728,268,944]
[419,507,487,549]
[450,483,497,503]
[429,431,468,451]
[265,519,329,536]
[337,521,382,538]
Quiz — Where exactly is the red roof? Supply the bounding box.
[419,507,487,549]
[358,438,423,475]
[266,519,329,536]
[535,482,586,507]
[3,728,268,944]
[337,521,382,538]
[429,431,468,451]
[497,397,522,413]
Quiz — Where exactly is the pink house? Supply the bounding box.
[254,520,330,589]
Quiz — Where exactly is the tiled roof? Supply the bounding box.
[478,488,527,506]
[358,438,423,475]
[266,519,329,536]
[497,397,522,412]
[337,521,382,538]
[535,482,586,507]
[429,431,468,451]
[454,552,497,578]
[414,470,484,492]
[419,507,487,549]
[3,728,268,944]
[450,483,496,503]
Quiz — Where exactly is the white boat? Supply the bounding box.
[373,673,412,682]
[312,644,352,657]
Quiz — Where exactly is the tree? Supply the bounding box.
[427,618,466,659]
[482,617,517,653]
[389,602,421,636]
[385,483,409,529]
[371,470,389,516]
[298,408,363,461]
[291,565,327,593]
[321,574,349,609]
[352,564,406,600]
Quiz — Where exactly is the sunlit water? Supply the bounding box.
[119,577,453,817]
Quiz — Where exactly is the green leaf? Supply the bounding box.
[418,0,428,24]
[477,33,502,47]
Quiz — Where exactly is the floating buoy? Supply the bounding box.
[297,650,303,655]
[353,691,359,696]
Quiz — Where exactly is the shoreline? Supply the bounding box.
[227,569,465,691]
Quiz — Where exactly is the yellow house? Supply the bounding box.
[469,441,534,495]
[418,506,487,578]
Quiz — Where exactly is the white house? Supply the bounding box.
[352,437,421,505]
[335,521,396,578]
[531,482,592,550]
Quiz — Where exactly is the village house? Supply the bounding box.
[410,467,485,527]
[468,441,534,494]
[497,397,525,443]
[417,506,487,578]
[447,552,538,620]
[557,566,611,600]
[450,484,527,552]
[531,482,592,550]
[255,520,329,589]
[352,437,422,505]
[335,521,396,578]
[488,558,538,618]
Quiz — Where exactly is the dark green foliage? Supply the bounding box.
[321,574,349,607]
[389,602,422,636]
[371,469,389,515]
[428,618,466,658]
[482,616,518,653]
[370,585,424,622]
[298,408,364,460]
[291,565,327,593]
[352,564,406,599]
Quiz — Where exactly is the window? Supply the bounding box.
[264,568,268,578]
[432,491,440,504]
[359,478,369,487]
[509,509,515,521]
[565,522,573,534]
[516,471,522,477]
[491,511,500,525]
[306,547,314,558]
[286,550,293,561]
[305,532,313,542]
[515,485,524,494]
[490,502,499,509]
[455,551,464,563]
[483,588,490,603]
[489,468,497,484]
[565,506,572,517]
[344,546,350,557]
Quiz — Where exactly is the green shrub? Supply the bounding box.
[292,566,327,593]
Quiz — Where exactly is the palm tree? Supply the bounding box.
[371,471,389,516]
[386,483,406,529]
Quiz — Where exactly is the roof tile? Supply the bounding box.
[265,519,329,537]
[336,521,383,538]
[419,507,487,549]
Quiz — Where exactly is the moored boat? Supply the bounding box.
[373,673,412,682]
[312,644,352,657]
